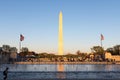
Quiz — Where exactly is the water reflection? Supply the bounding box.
[0,64,120,71]
[105,65,113,71]
[57,64,64,72]
[57,64,65,79]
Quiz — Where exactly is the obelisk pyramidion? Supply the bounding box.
[58,11,63,55]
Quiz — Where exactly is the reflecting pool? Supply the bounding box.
[0,64,120,71]
[0,64,120,80]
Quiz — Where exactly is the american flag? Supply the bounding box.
[101,34,104,40]
[20,34,24,41]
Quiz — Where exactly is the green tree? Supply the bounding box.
[10,47,17,53]
[38,52,48,58]
[91,46,104,54]
[76,50,81,55]
[19,47,29,57]
[2,45,10,52]
[113,45,120,55]
[106,48,114,54]
[21,47,29,52]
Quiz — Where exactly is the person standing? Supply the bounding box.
[3,67,9,80]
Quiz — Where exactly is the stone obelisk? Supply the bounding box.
[58,11,63,55]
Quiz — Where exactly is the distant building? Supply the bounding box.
[105,52,120,61]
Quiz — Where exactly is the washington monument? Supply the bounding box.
[58,11,63,55]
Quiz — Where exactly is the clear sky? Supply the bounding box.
[0,0,120,54]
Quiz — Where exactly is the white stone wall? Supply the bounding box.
[105,52,120,61]
[105,52,112,59]
[112,56,120,61]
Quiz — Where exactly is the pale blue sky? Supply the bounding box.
[0,0,120,54]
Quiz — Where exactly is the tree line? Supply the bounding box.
[0,44,120,61]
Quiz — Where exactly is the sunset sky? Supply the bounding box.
[0,0,120,54]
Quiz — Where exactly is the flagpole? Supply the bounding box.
[19,41,21,53]
[19,34,24,53]
[100,34,104,48]
[101,39,102,48]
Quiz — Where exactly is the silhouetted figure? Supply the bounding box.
[3,67,9,80]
